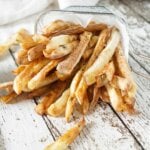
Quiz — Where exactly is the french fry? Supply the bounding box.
[115,44,137,98]
[16,49,29,65]
[110,75,132,91]
[28,72,58,91]
[57,31,92,75]
[35,81,67,115]
[88,35,98,48]
[85,28,111,69]
[0,91,18,103]
[16,29,36,49]
[90,85,100,109]
[48,41,79,59]
[105,83,125,112]
[84,28,120,85]
[28,44,45,61]
[32,34,49,45]
[27,84,52,98]
[13,58,50,94]
[96,74,108,88]
[75,77,87,105]
[82,48,93,60]
[85,22,107,32]
[12,65,26,75]
[28,59,60,90]
[82,91,89,114]
[65,69,83,122]
[42,20,74,37]
[99,86,110,103]
[0,81,13,90]
[45,118,85,150]
[47,89,70,117]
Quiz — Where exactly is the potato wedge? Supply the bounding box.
[57,31,92,75]
[47,89,70,117]
[35,81,67,115]
[84,28,120,85]
[45,118,85,150]
[13,58,49,94]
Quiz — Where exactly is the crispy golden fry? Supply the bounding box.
[85,28,111,69]
[13,58,49,94]
[35,81,67,115]
[99,86,110,103]
[57,31,92,75]
[28,59,60,90]
[16,29,36,49]
[115,44,137,98]
[82,48,93,60]
[48,41,79,59]
[0,81,13,90]
[82,91,89,114]
[12,65,26,75]
[27,85,52,99]
[105,83,126,112]
[123,96,135,113]
[84,28,120,85]
[0,92,18,103]
[45,118,85,150]
[96,61,115,87]
[28,44,45,61]
[42,20,74,37]
[90,86,100,109]
[47,89,70,117]
[75,77,87,105]
[55,71,69,81]
[32,34,49,45]
[85,22,107,32]
[50,25,84,37]
[110,75,132,91]
[28,72,58,91]
[88,35,98,48]
[65,97,76,122]
[16,49,29,65]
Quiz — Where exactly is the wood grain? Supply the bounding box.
[0,53,54,150]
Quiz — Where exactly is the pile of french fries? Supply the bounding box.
[0,20,137,150]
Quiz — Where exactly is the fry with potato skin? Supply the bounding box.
[45,118,85,150]
[35,81,67,115]
[57,31,92,75]
[47,89,70,117]
[84,28,120,85]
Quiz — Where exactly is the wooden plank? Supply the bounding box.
[46,103,141,150]
[121,0,150,23]
[0,53,54,150]
[96,0,150,149]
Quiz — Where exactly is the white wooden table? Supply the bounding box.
[0,0,150,150]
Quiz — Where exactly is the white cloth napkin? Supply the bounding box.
[0,0,99,43]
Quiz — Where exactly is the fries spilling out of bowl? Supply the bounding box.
[0,20,137,150]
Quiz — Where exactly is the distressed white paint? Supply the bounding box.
[0,53,54,150]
